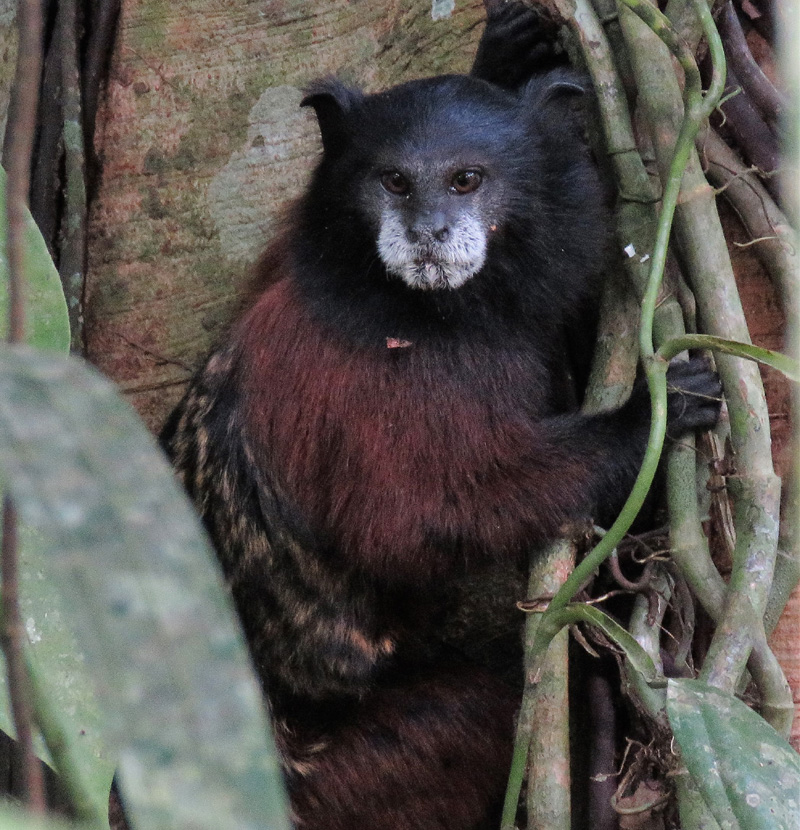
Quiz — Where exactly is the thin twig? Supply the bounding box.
[60,0,88,353]
[3,0,48,812]
[717,66,782,203]
[0,500,46,812]
[732,233,779,247]
[83,0,123,184]
[608,550,656,592]
[117,333,194,371]
[700,127,799,315]
[717,0,787,123]
[5,1,46,344]
[120,377,192,395]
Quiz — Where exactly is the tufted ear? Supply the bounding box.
[301,77,365,156]
[521,68,588,110]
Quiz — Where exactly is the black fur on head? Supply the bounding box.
[301,78,365,156]
[294,69,610,347]
[521,66,588,104]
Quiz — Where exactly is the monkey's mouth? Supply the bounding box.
[412,254,445,273]
[409,256,464,290]
[384,252,481,291]
[377,212,487,291]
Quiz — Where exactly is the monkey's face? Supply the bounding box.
[303,75,530,292]
[370,162,495,291]
[354,96,522,292]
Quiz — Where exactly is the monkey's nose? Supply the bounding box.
[408,213,449,244]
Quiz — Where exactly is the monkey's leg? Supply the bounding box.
[282,661,517,830]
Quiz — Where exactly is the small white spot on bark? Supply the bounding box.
[431,0,455,19]
[25,618,42,644]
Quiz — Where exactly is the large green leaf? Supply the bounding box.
[0,170,104,820]
[667,679,800,830]
[0,805,89,830]
[0,167,70,352]
[0,523,115,824]
[0,346,290,830]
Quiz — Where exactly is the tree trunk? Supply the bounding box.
[85,0,485,430]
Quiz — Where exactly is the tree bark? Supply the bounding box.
[85,0,485,430]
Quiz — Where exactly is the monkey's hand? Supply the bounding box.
[664,357,723,436]
[470,1,567,90]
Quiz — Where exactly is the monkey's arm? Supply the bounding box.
[470,1,568,89]
[320,358,722,588]
[542,358,723,525]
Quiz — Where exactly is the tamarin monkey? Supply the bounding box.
[162,4,721,827]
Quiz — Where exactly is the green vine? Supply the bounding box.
[527,0,727,678]
[501,0,755,821]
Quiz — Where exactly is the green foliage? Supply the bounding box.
[0,524,115,824]
[667,680,800,830]
[659,335,800,382]
[0,805,90,830]
[0,167,70,352]
[530,603,664,689]
[0,346,290,829]
[511,0,798,823]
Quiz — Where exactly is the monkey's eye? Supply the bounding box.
[381,171,411,196]
[451,170,483,194]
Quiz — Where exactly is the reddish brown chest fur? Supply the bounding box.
[237,279,581,587]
